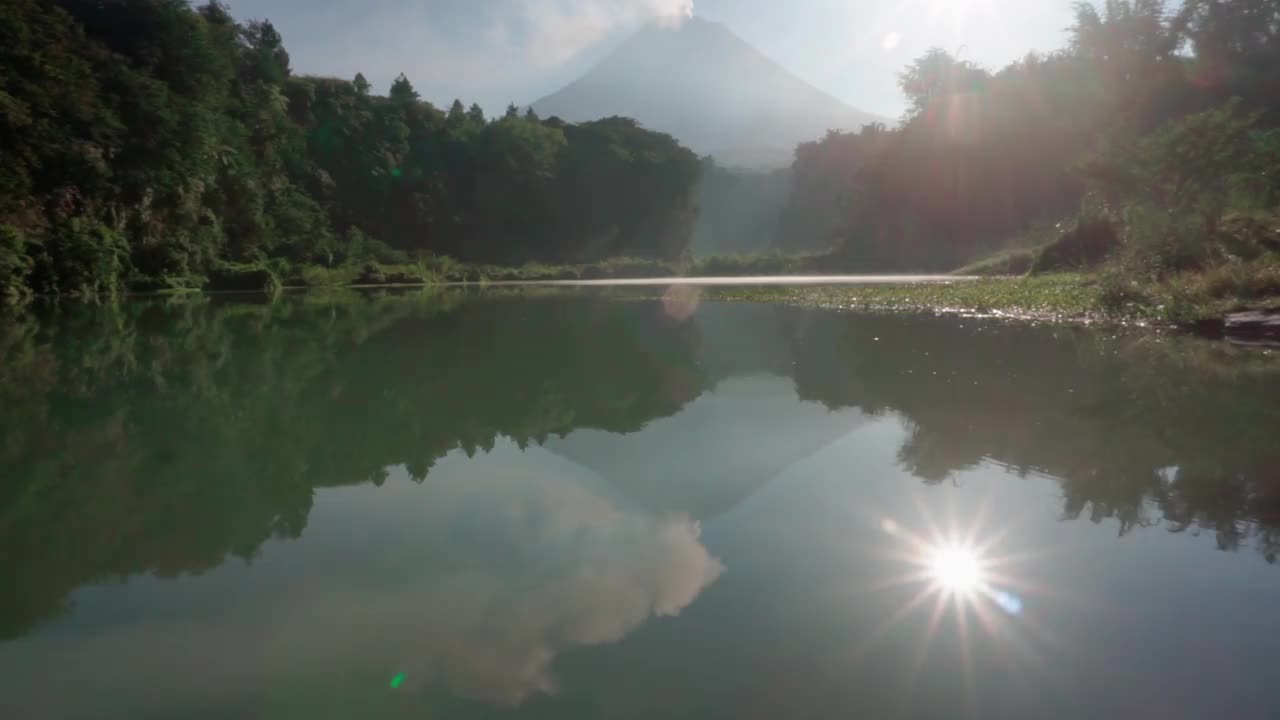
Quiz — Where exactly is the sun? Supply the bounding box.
[927,543,984,594]
[850,510,1042,701]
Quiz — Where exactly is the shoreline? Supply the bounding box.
[13,273,1279,346]
[702,275,1279,346]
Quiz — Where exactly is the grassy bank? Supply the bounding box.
[165,256,677,295]
[708,270,1279,328]
[159,252,1279,330]
[707,275,1105,320]
[71,230,1280,333]
[145,251,842,296]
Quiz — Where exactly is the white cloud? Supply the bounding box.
[0,445,724,717]
[239,0,694,109]
[516,0,695,65]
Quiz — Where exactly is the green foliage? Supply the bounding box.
[1194,256,1280,300]
[1067,101,1280,278]
[952,247,1037,276]
[1077,99,1276,223]
[578,257,680,280]
[781,0,1280,292]
[30,218,130,297]
[691,251,833,276]
[1216,211,1280,259]
[898,48,990,116]
[1029,213,1120,274]
[1113,204,1211,272]
[711,275,1106,320]
[0,0,703,302]
[0,226,36,305]
[206,263,281,294]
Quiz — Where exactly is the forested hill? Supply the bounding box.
[0,0,701,301]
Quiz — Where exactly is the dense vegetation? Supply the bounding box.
[0,0,701,302]
[5,0,1279,312]
[2,293,1277,639]
[780,0,1280,290]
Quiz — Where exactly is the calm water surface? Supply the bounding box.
[2,290,1279,719]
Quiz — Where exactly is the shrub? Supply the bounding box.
[377,264,431,284]
[1193,259,1280,300]
[206,263,282,294]
[1076,99,1272,228]
[580,257,677,279]
[356,261,386,285]
[296,264,360,287]
[0,225,36,304]
[954,248,1035,276]
[1111,205,1211,273]
[1030,215,1118,274]
[30,218,130,297]
[417,255,469,283]
[479,263,579,282]
[1214,212,1280,260]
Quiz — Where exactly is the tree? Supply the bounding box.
[242,19,290,86]
[773,0,1280,272]
[447,98,466,128]
[898,48,990,118]
[1184,0,1280,110]
[1077,98,1278,233]
[388,73,418,105]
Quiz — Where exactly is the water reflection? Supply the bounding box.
[1,290,1278,717]
[0,292,705,640]
[1,450,722,717]
[786,311,1280,557]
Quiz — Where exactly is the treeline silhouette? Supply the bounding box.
[0,0,701,301]
[779,0,1280,270]
[2,293,1279,639]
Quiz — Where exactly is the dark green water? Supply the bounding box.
[2,290,1279,719]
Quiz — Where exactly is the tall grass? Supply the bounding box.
[691,251,837,276]
[952,248,1036,276]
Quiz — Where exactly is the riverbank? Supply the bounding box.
[706,272,1280,334]
[184,261,1280,326]
[192,252,838,294]
[20,253,1280,343]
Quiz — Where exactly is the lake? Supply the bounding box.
[2,288,1279,719]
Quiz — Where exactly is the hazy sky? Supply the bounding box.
[227,0,1077,118]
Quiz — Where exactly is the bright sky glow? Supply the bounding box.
[227,0,1076,117]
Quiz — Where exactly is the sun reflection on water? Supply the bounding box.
[927,543,984,595]
[847,510,1052,712]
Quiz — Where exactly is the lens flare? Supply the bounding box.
[854,507,1043,706]
[928,543,983,594]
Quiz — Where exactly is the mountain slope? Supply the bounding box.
[531,17,886,168]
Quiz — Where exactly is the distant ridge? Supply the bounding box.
[531,17,887,169]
